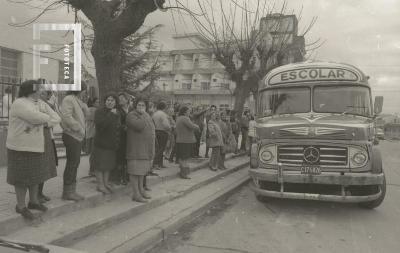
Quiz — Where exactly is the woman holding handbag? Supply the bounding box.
[175,106,199,179]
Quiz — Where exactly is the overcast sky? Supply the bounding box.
[1,0,399,113]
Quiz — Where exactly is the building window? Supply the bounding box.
[182,83,192,90]
[219,104,230,111]
[174,55,180,63]
[0,48,19,79]
[201,82,210,90]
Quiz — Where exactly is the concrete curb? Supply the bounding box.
[50,159,249,248]
[0,153,246,237]
[111,175,250,253]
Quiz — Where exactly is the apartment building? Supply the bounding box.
[149,33,237,111]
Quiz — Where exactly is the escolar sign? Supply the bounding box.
[267,68,359,85]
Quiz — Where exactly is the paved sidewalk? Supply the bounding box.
[0,133,248,221]
[0,143,218,221]
[1,157,215,217]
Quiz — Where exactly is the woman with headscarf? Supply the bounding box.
[126,98,155,202]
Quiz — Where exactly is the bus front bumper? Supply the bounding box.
[249,168,384,203]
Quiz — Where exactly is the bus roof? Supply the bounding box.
[261,61,369,89]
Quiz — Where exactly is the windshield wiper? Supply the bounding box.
[342,105,368,116]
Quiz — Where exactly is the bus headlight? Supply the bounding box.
[349,146,368,168]
[259,145,277,165]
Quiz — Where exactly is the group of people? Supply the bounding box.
[5,79,256,220]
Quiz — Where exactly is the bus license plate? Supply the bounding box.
[300,166,321,175]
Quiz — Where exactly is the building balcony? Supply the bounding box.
[172,88,232,95]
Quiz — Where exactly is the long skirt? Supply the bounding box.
[127,159,151,176]
[92,146,117,172]
[7,128,57,187]
[176,143,194,161]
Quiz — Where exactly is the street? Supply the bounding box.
[149,140,400,253]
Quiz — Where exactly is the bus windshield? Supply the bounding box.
[258,85,372,117]
[259,87,311,116]
[313,86,372,117]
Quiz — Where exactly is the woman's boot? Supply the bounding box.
[179,161,191,179]
[139,176,151,199]
[62,184,84,201]
[95,171,108,194]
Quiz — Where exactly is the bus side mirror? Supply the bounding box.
[374,96,383,115]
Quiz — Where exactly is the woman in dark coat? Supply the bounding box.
[110,92,131,185]
[92,94,121,194]
[126,99,155,202]
[175,106,200,179]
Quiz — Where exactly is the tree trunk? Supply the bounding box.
[233,83,251,117]
[91,32,123,99]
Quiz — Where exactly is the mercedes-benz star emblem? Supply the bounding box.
[303,146,320,164]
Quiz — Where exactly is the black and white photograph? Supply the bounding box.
[0,0,399,252]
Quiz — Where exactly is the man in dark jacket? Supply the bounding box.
[204,105,217,158]
[240,110,250,151]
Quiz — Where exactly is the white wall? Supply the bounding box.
[173,36,207,50]
[21,52,59,82]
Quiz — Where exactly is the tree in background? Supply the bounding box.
[8,0,322,112]
[187,0,322,116]
[120,25,162,91]
[9,0,173,97]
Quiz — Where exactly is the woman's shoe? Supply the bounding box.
[15,206,35,220]
[148,171,159,176]
[141,191,152,199]
[96,186,109,194]
[105,184,114,193]
[39,194,51,202]
[132,195,148,203]
[179,166,191,179]
[144,186,151,191]
[38,196,47,204]
[180,173,191,179]
[39,193,51,201]
[209,165,217,171]
[27,202,48,212]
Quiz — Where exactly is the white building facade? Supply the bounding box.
[149,34,240,111]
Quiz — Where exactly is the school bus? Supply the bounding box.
[249,61,385,208]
